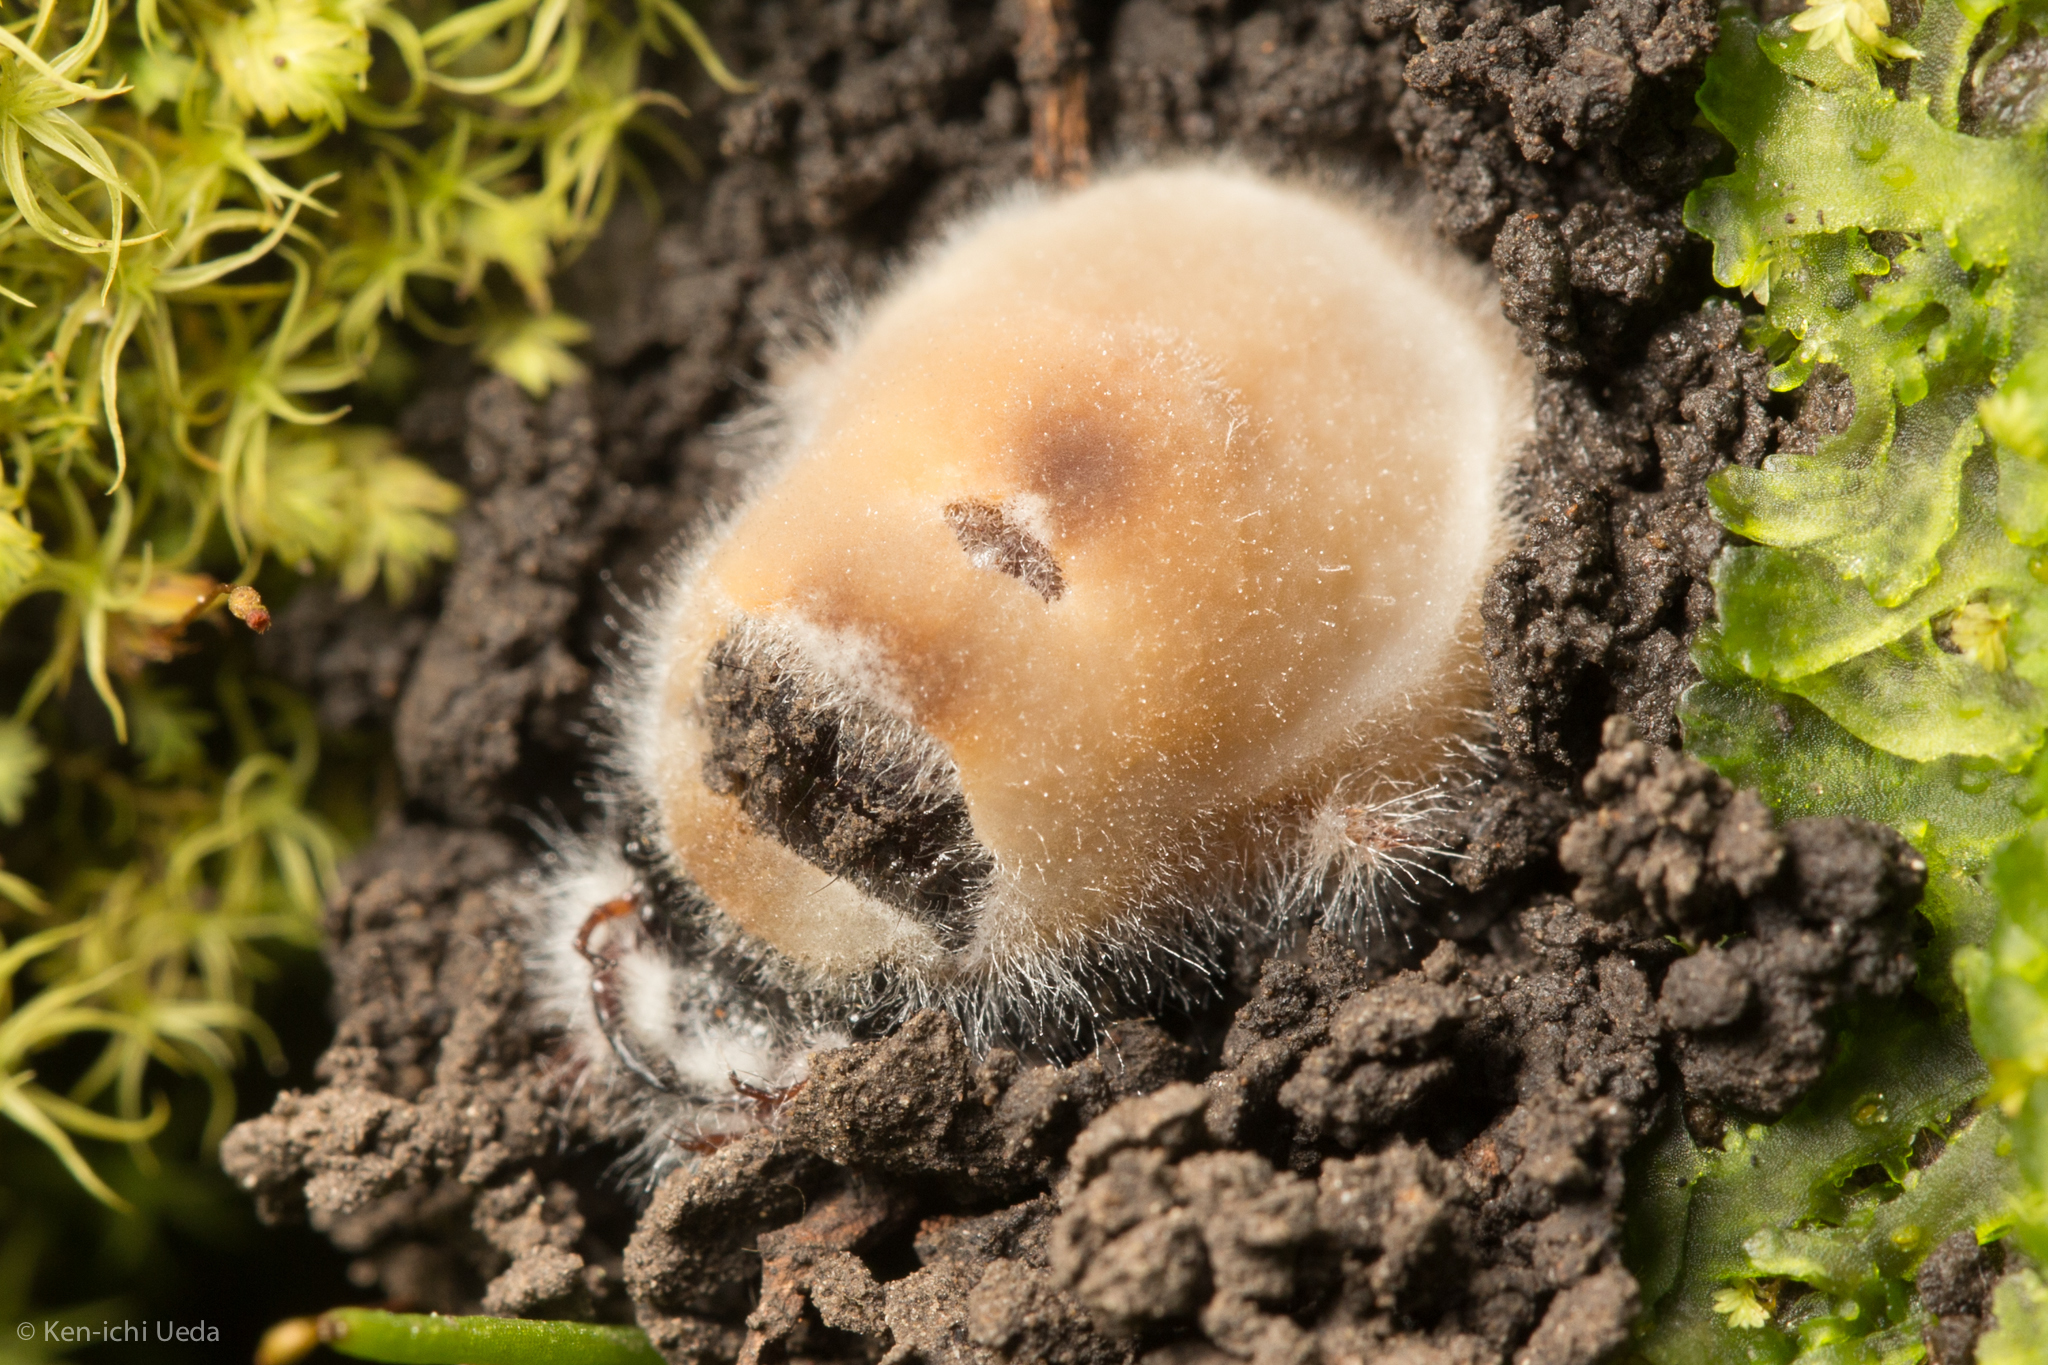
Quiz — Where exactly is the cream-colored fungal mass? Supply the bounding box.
[627,163,1529,987]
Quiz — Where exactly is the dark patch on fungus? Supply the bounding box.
[699,631,994,948]
[944,496,1067,601]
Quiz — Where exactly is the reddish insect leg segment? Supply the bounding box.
[676,1074,807,1155]
[575,893,684,1093]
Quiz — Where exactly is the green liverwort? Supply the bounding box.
[1648,0,2048,1356]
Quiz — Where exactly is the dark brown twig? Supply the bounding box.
[1018,0,1091,187]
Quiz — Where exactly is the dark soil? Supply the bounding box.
[221,1,1947,1361]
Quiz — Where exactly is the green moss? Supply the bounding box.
[1689,2,2048,762]
[0,0,735,1227]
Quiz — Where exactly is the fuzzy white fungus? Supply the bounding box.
[531,162,1529,1122]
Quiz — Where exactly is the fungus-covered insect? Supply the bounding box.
[530,162,1529,1140]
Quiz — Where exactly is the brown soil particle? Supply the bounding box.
[226,742,1924,1360]
[1917,1231,2006,1365]
[221,0,1949,1361]
[259,586,431,734]
[1561,717,1923,1119]
[391,381,667,826]
[220,827,634,1317]
[1481,303,1779,777]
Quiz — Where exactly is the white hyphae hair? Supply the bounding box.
[523,160,1529,1159]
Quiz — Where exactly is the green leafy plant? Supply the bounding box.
[0,0,738,1229]
[1958,823,2048,1257]
[1640,0,2048,1354]
[1630,1003,2008,1361]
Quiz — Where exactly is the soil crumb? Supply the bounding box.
[222,0,1946,1361]
[227,752,1919,1359]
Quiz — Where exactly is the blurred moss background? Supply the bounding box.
[0,0,734,1356]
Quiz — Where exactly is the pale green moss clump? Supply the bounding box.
[0,0,735,1228]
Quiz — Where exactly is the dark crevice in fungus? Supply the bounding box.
[699,631,993,948]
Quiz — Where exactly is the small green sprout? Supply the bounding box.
[208,0,373,126]
[256,1309,665,1365]
[0,722,46,828]
[1710,1280,1775,1330]
[1948,599,2014,672]
[480,309,593,397]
